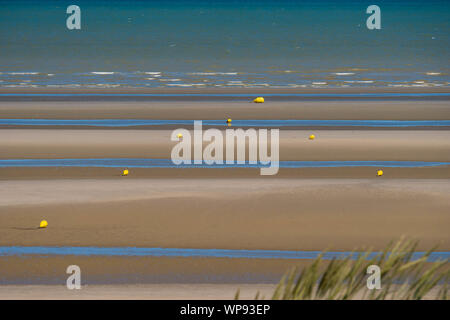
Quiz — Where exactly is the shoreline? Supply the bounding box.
[1,87,449,103]
[1,87,449,95]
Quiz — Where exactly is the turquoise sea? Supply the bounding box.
[0,0,449,88]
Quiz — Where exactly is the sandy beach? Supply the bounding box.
[0,92,449,299]
[0,284,277,300]
[0,283,444,300]
[0,99,449,120]
[2,0,449,302]
[1,121,450,183]
[0,129,449,161]
[1,178,449,250]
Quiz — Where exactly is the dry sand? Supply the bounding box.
[0,284,277,300]
[0,283,445,300]
[0,283,444,300]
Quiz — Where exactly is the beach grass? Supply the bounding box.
[236,238,449,300]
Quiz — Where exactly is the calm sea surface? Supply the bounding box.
[0,0,449,88]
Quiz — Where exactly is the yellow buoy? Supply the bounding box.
[122,169,129,176]
[253,97,265,103]
[377,170,383,177]
[226,118,232,124]
[309,134,315,140]
[39,220,48,228]
[177,133,183,139]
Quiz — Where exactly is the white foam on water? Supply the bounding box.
[165,83,205,87]
[8,72,39,75]
[96,84,121,87]
[45,84,81,87]
[426,72,441,76]
[250,83,270,86]
[91,72,115,75]
[333,72,355,76]
[388,84,410,87]
[344,80,374,83]
[188,72,238,75]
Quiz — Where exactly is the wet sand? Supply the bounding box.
[0,100,449,120]
[0,254,446,299]
[0,129,449,161]
[1,166,450,180]
[1,179,448,250]
[0,255,314,285]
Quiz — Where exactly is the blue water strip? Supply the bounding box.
[1,119,450,127]
[0,159,449,168]
[0,246,448,262]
